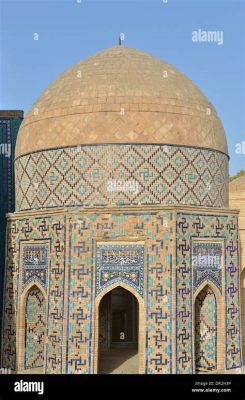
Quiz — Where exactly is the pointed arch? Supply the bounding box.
[193,282,224,372]
[24,285,46,369]
[17,281,47,373]
[194,284,217,371]
[93,282,145,374]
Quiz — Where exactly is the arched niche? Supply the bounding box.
[194,282,224,373]
[17,281,47,373]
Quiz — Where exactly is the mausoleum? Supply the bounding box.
[1,46,242,374]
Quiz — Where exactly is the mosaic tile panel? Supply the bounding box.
[15,144,228,211]
[193,241,222,292]
[0,113,23,332]
[146,213,173,374]
[1,223,19,370]
[22,244,49,291]
[25,286,46,369]
[67,211,173,374]
[176,212,241,373]
[1,216,65,373]
[96,243,144,297]
[195,286,217,370]
[2,208,241,374]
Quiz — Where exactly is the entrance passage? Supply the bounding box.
[195,285,217,372]
[98,287,139,374]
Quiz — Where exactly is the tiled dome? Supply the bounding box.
[16,46,227,158]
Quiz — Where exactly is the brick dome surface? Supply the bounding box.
[16,46,227,158]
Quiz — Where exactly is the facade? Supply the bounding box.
[229,176,245,364]
[0,110,23,343]
[1,47,242,374]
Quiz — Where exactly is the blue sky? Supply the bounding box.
[0,0,244,175]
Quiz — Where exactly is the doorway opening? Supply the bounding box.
[195,285,217,372]
[98,286,139,374]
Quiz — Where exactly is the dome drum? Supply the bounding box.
[15,143,228,211]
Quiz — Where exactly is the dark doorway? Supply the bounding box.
[112,311,125,342]
[98,287,139,374]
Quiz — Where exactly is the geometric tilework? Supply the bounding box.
[25,286,46,369]
[193,241,222,293]
[15,144,228,211]
[195,286,217,371]
[176,212,241,373]
[66,217,92,374]
[1,216,65,373]
[22,244,49,291]
[67,211,173,374]
[1,208,241,374]
[145,211,173,374]
[95,243,144,297]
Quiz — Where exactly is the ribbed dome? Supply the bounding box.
[16,46,227,158]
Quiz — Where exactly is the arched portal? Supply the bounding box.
[25,285,46,369]
[195,285,217,371]
[98,286,139,374]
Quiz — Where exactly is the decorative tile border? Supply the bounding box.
[21,243,49,291]
[95,243,144,297]
[192,240,223,293]
[15,144,228,211]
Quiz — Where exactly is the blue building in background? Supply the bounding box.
[0,110,23,340]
